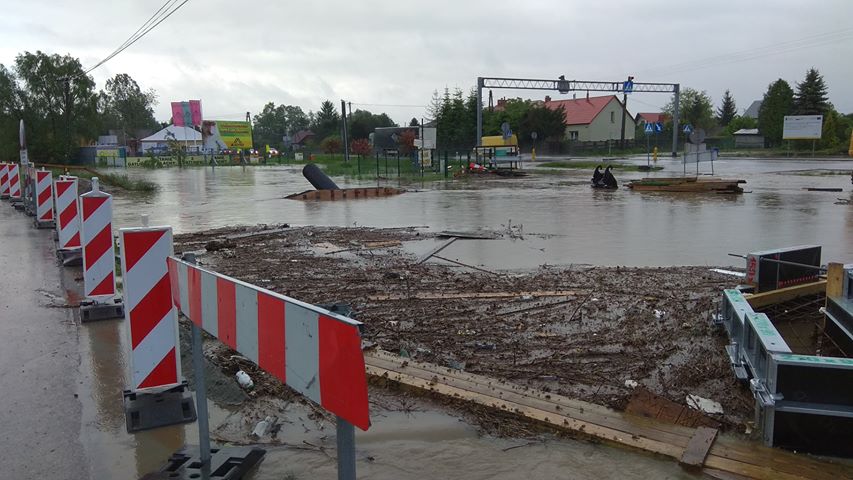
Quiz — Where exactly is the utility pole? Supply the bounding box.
[620,75,633,150]
[340,99,350,163]
[670,84,680,157]
[62,77,72,161]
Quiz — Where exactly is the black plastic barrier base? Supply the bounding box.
[150,445,266,480]
[123,381,197,433]
[80,298,124,322]
[57,248,83,267]
[34,219,55,229]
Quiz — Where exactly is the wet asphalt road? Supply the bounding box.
[0,205,87,479]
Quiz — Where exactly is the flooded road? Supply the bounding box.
[1,207,698,479]
[113,157,853,269]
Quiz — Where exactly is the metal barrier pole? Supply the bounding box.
[336,417,356,480]
[192,324,212,469]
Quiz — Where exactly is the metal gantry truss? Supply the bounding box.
[476,76,681,155]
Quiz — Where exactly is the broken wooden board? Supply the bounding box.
[625,387,721,429]
[436,230,500,240]
[367,290,581,301]
[363,350,853,480]
[415,237,457,265]
[680,426,719,469]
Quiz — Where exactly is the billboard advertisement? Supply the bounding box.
[783,115,823,140]
[171,100,203,127]
[202,120,253,151]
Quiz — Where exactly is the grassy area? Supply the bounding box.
[288,153,450,182]
[539,161,664,172]
[49,167,158,193]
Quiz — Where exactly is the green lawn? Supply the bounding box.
[538,161,664,172]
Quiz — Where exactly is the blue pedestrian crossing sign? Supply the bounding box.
[654,122,663,133]
[683,124,693,134]
[644,123,654,135]
[623,80,634,94]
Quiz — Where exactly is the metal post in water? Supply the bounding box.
[336,417,356,480]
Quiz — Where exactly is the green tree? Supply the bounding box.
[716,90,737,127]
[757,79,794,147]
[409,117,419,127]
[320,135,341,157]
[312,100,340,141]
[12,51,99,161]
[820,109,841,150]
[723,115,758,137]
[0,65,21,160]
[793,68,829,115]
[99,73,158,146]
[252,102,288,149]
[664,88,714,130]
[348,109,396,140]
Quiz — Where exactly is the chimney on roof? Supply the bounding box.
[544,95,551,102]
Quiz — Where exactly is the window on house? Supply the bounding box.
[610,111,615,123]
[569,131,579,140]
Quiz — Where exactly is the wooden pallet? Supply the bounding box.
[364,349,853,479]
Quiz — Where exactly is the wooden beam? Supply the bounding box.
[826,263,845,299]
[744,280,826,309]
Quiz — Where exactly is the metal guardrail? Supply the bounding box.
[718,274,853,456]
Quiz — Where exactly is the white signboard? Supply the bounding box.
[20,149,28,166]
[783,115,823,140]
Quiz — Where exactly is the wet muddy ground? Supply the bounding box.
[174,224,755,433]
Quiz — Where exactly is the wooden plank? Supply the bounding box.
[368,290,580,301]
[365,350,853,480]
[744,280,826,309]
[680,427,719,469]
[826,263,845,299]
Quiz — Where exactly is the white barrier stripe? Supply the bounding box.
[285,303,322,404]
[132,308,179,389]
[124,233,172,311]
[200,271,218,336]
[235,284,259,364]
[81,199,113,242]
[177,261,189,311]
[84,248,115,296]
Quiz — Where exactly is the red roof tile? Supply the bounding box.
[544,95,621,126]
[636,112,669,124]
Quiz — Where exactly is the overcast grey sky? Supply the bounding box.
[3,0,852,125]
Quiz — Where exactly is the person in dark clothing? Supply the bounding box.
[591,165,604,186]
[603,165,618,188]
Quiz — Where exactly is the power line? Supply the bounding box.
[79,0,191,77]
[350,102,427,109]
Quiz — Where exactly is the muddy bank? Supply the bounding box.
[175,224,753,435]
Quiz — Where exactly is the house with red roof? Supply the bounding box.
[635,112,670,125]
[543,95,636,142]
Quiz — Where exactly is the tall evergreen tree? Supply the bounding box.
[311,100,340,140]
[716,89,737,127]
[757,79,794,147]
[793,68,829,115]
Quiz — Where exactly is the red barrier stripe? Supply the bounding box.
[217,278,237,349]
[39,209,53,221]
[129,274,173,349]
[84,225,112,268]
[138,348,178,389]
[168,259,181,309]
[124,230,165,272]
[37,187,50,206]
[90,272,114,296]
[55,180,73,197]
[67,232,81,249]
[60,204,77,228]
[188,267,202,327]
[318,314,370,430]
[82,196,108,221]
[257,292,286,383]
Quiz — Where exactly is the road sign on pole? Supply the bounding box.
[644,123,654,135]
[683,124,693,134]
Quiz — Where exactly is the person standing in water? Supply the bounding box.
[603,165,618,188]
[592,165,604,186]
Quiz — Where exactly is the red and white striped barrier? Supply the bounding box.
[167,257,371,430]
[35,169,54,224]
[80,178,117,300]
[8,164,20,199]
[0,163,9,198]
[54,177,81,250]
[120,227,181,390]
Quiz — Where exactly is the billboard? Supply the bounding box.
[783,115,823,140]
[171,100,203,127]
[202,120,253,151]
